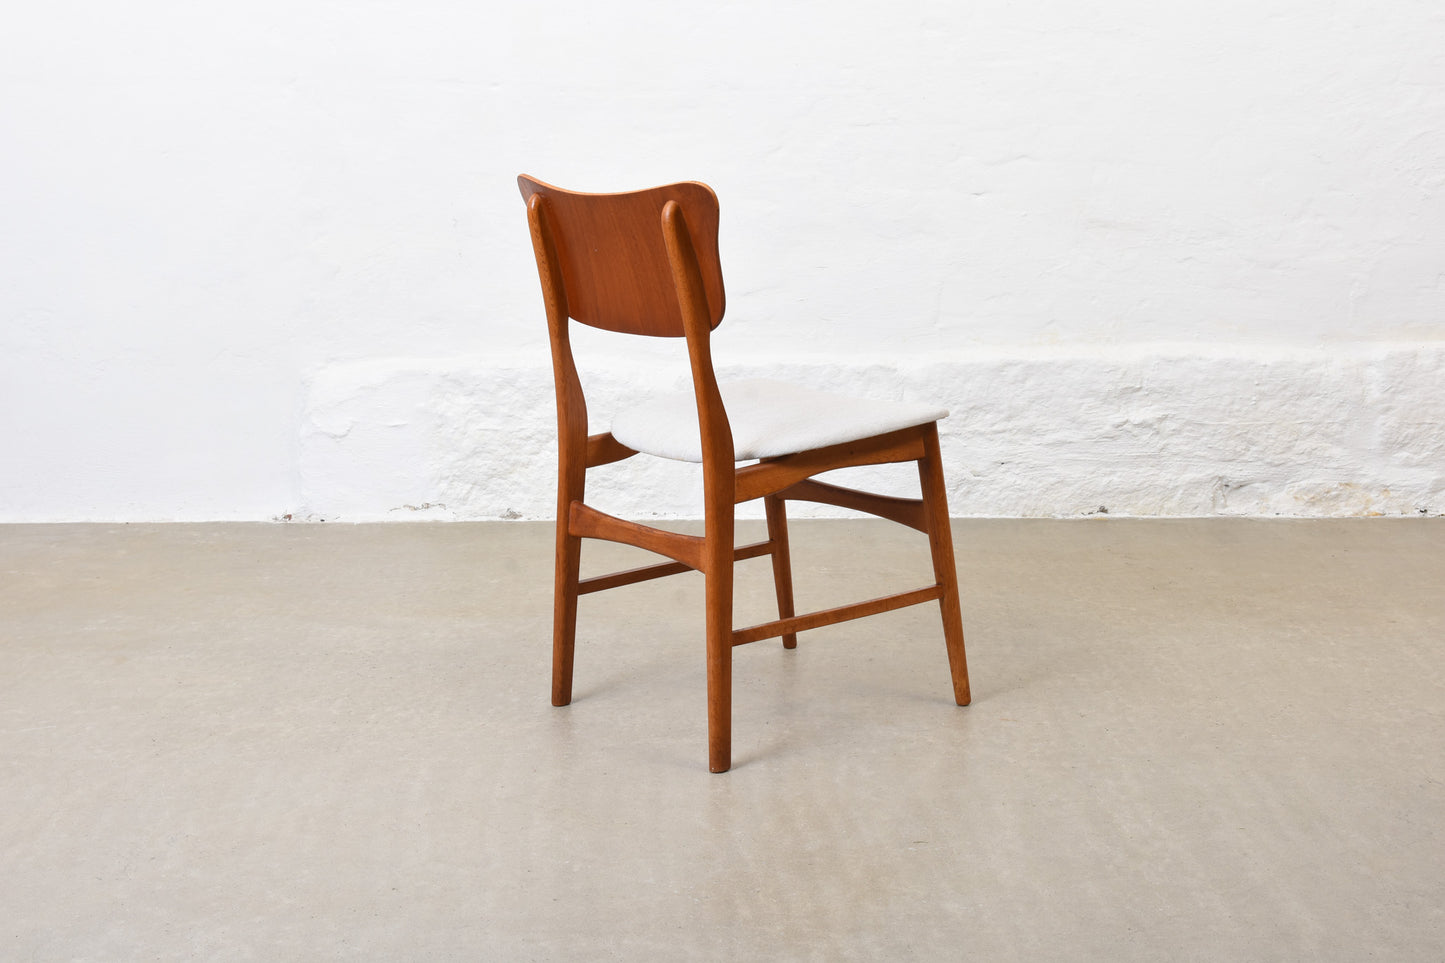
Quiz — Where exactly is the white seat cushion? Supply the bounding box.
[610,378,948,463]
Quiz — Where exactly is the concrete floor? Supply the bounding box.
[1,519,1442,960]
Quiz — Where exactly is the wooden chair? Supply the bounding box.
[518,174,971,772]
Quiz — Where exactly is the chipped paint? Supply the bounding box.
[295,344,1445,521]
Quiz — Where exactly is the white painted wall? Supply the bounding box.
[3,1,1442,521]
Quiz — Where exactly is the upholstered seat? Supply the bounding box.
[612,379,949,463]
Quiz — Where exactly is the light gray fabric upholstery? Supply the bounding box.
[610,378,948,463]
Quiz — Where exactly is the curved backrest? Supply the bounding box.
[518,175,726,337]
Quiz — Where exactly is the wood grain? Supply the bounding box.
[733,426,928,504]
[586,432,637,468]
[731,586,944,647]
[518,175,724,337]
[576,540,773,595]
[568,502,706,572]
[777,478,928,532]
[918,423,972,705]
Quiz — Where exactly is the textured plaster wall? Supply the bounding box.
[3,1,1443,521]
[298,344,1445,521]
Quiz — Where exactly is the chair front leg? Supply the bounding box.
[917,424,971,706]
[764,493,799,649]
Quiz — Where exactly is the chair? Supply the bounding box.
[518,174,970,772]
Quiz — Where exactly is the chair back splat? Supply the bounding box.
[518,175,724,337]
[517,173,971,773]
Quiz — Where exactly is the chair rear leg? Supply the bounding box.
[918,425,971,706]
[706,563,734,772]
[764,494,799,649]
[552,522,582,707]
[704,499,737,772]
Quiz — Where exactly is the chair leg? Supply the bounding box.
[918,425,971,706]
[764,494,799,649]
[705,509,736,773]
[552,521,582,707]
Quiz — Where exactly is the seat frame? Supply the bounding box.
[519,174,970,772]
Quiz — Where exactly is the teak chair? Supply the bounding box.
[518,174,970,772]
